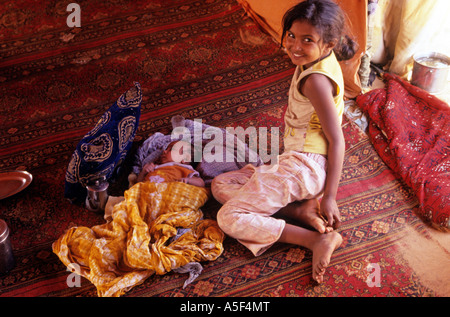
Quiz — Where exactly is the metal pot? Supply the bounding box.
[411,52,450,94]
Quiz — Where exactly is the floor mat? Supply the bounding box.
[0,0,445,298]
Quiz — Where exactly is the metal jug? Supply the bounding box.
[85,177,109,213]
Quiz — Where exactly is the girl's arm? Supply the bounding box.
[301,73,344,229]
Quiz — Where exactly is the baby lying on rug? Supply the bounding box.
[131,116,263,187]
[136,140,205,187]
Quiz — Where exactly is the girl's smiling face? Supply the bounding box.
[284,20,334,69]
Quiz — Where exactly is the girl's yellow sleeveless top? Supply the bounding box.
[284,51,345,155]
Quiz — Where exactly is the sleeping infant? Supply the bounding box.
[136,140,204,187]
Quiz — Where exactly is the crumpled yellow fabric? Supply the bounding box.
[52,181,224,297]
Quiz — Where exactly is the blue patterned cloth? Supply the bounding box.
[64,82,142,203]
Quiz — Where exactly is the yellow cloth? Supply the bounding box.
[284,52,345,155]
[52,181,224,297]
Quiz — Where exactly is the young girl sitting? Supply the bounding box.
[211,0,358,283]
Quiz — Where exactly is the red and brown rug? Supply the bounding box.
[0,0,448,298]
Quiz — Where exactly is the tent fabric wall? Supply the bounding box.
[236,0,367,98]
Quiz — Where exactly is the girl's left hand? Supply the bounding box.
[320,196,341,229]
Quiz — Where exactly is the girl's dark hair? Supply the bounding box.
[281,0,358,61]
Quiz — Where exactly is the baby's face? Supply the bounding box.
[160,141,192,164]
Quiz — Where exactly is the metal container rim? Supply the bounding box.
[413,51,450,69]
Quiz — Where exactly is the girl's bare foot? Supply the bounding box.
[276,199,332,233]
[311,231,343,283]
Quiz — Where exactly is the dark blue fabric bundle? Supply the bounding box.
[64,82,142,203]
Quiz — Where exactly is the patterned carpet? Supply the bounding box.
[0,0,446,298]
